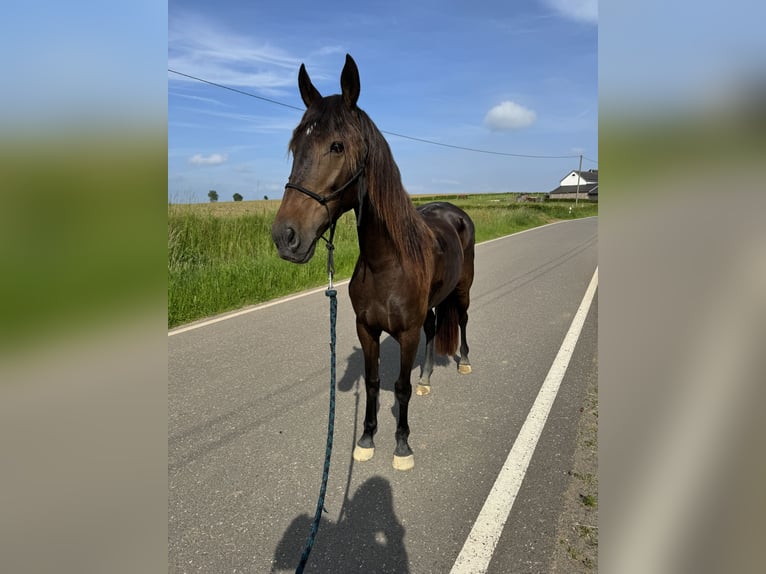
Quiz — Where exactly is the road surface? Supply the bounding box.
[169,216,598,573]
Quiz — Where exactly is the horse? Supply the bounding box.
[272,54,475,471]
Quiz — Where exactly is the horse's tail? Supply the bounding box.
[434,301,459,357]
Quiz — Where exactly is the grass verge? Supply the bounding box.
[549,371,599,572]
[168,195,597,328]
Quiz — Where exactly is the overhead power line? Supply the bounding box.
[380,130,577,159]
[168,68,596,163]
[169,69,304,111]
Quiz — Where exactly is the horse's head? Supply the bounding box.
[272,54,366,263]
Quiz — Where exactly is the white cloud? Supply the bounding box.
[314,45,345,57]
[484,101,537,131]
[168,12,299,90]
[543,0,598,24]
[189,153,228,166]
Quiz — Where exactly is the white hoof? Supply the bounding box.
[392,454,415,471]
[458,363,472,375]
[415,384,431,396]
[353,445,375,462]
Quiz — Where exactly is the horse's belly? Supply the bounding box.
[428,278,457,308]
[427,251,463,307]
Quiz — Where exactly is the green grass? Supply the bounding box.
[168,195,597,328]
[168,206,360,327]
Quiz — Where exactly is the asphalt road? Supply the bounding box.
[169,216,598,573]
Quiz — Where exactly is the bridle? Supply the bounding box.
[284,146,369,227]
[282,147,369,282]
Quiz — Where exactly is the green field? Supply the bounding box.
[168,194,597,328]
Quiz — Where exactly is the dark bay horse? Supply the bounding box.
[272,54,475,471]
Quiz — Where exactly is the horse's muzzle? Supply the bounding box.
[272,221,317,263]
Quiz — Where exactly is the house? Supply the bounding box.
[547,169,598,201]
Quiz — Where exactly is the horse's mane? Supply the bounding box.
[356,108,434,280]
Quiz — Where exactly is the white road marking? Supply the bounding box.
[477,218,574,246]
[167,281,350,337]
[449,266,598,574]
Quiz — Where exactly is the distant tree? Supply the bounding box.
[233,193,243,202]
[208,190,219,202]
[264,195,269,201]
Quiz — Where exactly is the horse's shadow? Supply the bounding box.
[271,476,409,573]
[337,332,452,394]
[337,332,451,422]
[271,334,451,572]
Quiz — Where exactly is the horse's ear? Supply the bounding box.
[340,54,360,108]
[298,63,321,108]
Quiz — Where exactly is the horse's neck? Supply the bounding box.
[355,198,395,264]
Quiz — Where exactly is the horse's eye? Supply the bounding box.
[330,141,344,154]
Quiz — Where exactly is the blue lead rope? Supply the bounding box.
[295,229,338,574]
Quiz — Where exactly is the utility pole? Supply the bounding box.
[575,154,583,208]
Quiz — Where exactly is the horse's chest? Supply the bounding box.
[349,270,426,334]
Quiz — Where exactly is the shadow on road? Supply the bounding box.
[337,333,451,394]
[269,329,457,571]
[271,476,409,573]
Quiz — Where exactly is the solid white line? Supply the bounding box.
[449,266,598,574]
[168,217,597,336]
[477,217,594,246]
[167,281,350,337]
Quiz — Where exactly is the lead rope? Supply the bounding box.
[295,222,338,574]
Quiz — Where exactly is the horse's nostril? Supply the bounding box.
[285,226,300,250]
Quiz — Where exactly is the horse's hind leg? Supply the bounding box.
[393,328,419,470]
[456,259,473,375]
[457,305,472,374]
[353,322,381,462]
[416,308,436,396]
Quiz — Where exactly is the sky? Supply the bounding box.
[168,0,598,203]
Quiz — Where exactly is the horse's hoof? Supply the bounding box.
[458,363,472,375]
[353,445,375,462]
[392,454,415,471]
[415,384,431,396]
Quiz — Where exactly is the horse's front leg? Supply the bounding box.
[353,321,381,462]
[392,328,420,471]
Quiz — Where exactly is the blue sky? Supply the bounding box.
[168,0,597,202]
